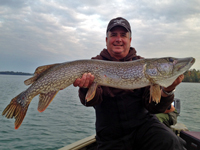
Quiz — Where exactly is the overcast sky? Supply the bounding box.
[0,0,199,73]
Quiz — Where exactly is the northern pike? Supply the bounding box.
[2,57,195,129]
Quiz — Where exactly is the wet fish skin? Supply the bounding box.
[2,57,195,129]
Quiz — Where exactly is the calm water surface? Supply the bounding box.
[0,75,199,150]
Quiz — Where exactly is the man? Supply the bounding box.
[156,103,179,127]
[73,17,185,150]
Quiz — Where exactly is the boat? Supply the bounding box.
[59,98,200,150]
[59,134,97,150]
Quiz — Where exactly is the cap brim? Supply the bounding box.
[107,24,130,33]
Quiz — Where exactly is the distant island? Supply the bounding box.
[0,71,33,76]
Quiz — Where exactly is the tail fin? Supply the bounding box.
[2,92,30,129]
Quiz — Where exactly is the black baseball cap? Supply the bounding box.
[106,17,131,33]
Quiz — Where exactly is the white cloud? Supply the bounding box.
[0,0,199,72]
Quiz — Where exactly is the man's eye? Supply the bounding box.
[111,34,117,36]
[121,34,126,37]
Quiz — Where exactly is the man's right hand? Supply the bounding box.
[73,73,94,88]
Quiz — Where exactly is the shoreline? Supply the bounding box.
[0,71,33,76]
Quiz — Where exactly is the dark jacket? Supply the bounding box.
[78,48,174,146]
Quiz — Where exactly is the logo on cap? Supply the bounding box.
[113,19,126,26]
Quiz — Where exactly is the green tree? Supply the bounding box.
[183,69,200,82]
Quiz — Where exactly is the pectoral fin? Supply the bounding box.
[38,91,58,112]
[149,84,161,104]
[85,82,98,102]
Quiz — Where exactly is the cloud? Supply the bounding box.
[0,0,28,9]
[0,0,199,72]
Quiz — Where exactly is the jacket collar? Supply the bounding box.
[100,47,137,61]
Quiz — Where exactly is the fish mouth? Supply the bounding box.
[176,57,195,71]
[191,58,195,64]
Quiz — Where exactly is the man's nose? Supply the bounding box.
[116,35,122,42]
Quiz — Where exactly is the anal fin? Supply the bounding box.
[149,84,161,104]
[38,91,58,112]
[85,82,98,102]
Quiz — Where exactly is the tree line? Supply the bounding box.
[183,69,200,83]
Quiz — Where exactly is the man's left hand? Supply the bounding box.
[161,74,184,96]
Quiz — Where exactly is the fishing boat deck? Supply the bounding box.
[59,123,191,150]
[59,134,97,150]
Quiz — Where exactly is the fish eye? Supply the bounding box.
[168,57,174,62]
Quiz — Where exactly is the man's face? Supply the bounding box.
[106,26,132,60]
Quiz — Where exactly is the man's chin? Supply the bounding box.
[113,50,123,55]
[112,48,124,53]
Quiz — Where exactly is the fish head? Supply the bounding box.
[171,57,195,75]
[145,57,195,87]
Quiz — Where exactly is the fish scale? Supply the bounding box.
[2,57,195,129]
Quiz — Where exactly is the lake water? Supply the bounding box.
[0,75,199,150]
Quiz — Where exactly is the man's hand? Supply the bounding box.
[73,73,94,88]
[162,74,184,96]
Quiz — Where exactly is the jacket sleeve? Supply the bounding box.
[143,87,174,113]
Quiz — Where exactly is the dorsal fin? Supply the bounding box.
[24,63,59,86]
